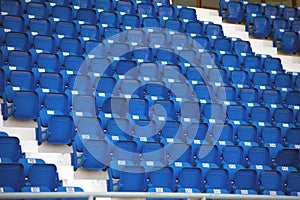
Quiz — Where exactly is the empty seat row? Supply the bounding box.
[107,164,300,196]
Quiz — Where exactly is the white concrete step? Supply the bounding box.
[196,8,222,24]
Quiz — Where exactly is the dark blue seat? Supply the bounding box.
[233,169,259,194]
[2,91,40,121]
[37,115,75,145]
[0,136,23,162]
[0,163,24,192]
[205,168,231,194]
[27,164,61,191]
[223,1,244,23]
[260,170,285,195]
[94,0,113,12]
[51,5,73,21]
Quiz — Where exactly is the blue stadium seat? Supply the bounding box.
[88,58,113,84]
[3,50,34,81]
[184,21,204,37]
[116,0,135,15]
[148,32,168,48]
[98,97,128,127]
[263,57,284,75]
[291,20,300,33]
[37,115,75,145]
[277,31,299,54]
[109,166,147,192]
[170,34,191,52]
[213,38,232,53]
[32,35,57,54]
[0,163,24,192]
[0,15,26,44]
[243,55,262,75]
[229,70,250,90]
[72,139,110,171]
[235,124,259,147]
[264,4,279,19]
[159,121,183,145]
[152,0,170,5]
[36,72,65,103]
[2,91,40,121]
[222,1,244,23]
[282,7,297,21]
[139,142,166,170]
[18,158,45,180]
[28,18,52,36]
[249,106,272,130]
[260,126,284,159]
[5,32,30,51]
[207,68,227,86]
[233,169,258,194]
[271,18,289,44]
[73,116,104,152]
[177,167,203,193]
[26,2,49,19]
[275,149,299,181]
[33,53,62,79]
[38,93,70,127]
[110,140,140,178]
[247,146,272,174]
[238,88,260,112]
[0,136,23,162]
[27,164,61,191]
[0,0,23,16]
[260,170,285,195]
[184,122,209,153]
[71,0,93,8]
[225,105,248,129]
[161,64,183,84]
[55,21,78,38]
[249,16,270,38]
[252,72,272,95]
[150,100,176,122]
[156,48,177,65]
[233,39,253,58]
[128,98,149,121]
[193,36,212,52]
[286,128,300,149]
[59,37,84,56]
[105,118,133,142]
[167,143,193,176]
[148,166,175,193]
[138,62,161,83]
[272,108,294,137]
[70,94,97,123]
[114,60,138,80]
[126,30,146,46]
[94,0,114,12]
[132,46,154,63]
[179,7,196,22]
[205,23,224,39]
[60,55,87,83]
[195,144,220,179]
[216,86,237,107]
[261,89,283,115]
[202,103,225,124]
[108,42,131,61]
[84,40,106,58]
[51,5,73,21]
[287,172,300,196]
[4,70,36,104]
[221,145,246,181]
[205,168,231,194]
[144,81,169,103]
[132,120,158,150]
[164,19,183,33]
[48,0,70,5]
[114,79,142,99]
[76,8,98,25]
[142,17,160,31]
[178,50,199,73]
[186,67,205,86]
[158,5,176,22]
[120,14,141,31]
[210,123,234,153]
[169,82,195,112]
[137,3,156,18]
[99,12,119,28]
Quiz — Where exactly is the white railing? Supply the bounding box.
[0,192,299,200]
